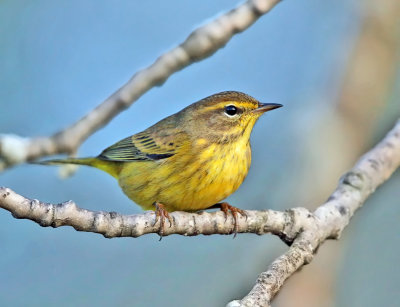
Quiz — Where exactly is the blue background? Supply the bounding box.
[1,1,399,306]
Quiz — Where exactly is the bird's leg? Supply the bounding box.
[152,201,173,240]
[211,202,247,238]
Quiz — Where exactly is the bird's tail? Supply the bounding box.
[35,157,121,178]
[36,157,96,166]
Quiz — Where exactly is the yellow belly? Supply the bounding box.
[117,141,251,212]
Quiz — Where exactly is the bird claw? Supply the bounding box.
[216,202,247,238]
[152,202,173,240]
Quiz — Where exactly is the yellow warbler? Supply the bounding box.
[40,91,282,235]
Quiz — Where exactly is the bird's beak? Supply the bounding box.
[253,103,283,114]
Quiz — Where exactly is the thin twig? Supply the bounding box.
[0,0,281,171]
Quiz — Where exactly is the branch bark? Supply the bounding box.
[1,120,399,305]
[0,0,281,171]
[0,190,292,238]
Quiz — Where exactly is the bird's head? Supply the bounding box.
[182,91,282,143]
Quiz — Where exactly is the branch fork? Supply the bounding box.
[1,120,399,306]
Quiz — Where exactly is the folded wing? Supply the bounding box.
[98,133,176,162]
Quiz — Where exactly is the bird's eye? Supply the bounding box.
[224,105,238,117]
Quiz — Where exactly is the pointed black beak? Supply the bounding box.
[253,103,283,114]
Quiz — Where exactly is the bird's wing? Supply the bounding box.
[97,132,177,162]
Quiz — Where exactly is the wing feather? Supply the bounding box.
[98,134,175,162]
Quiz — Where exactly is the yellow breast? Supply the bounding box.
[117,138,251,212]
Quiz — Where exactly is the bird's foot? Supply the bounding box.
[213,202,247,238]
[152,202,173,240]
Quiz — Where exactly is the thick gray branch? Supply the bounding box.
[229,119,400,306]
[0,187,297,238]
[0,0,281,171]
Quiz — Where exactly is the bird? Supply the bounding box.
[39,91,282,237]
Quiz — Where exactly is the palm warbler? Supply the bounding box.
[40,91,282,235]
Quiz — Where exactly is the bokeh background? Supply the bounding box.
[1,0,399,306]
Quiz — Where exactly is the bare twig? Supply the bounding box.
[0,120,399,306]
[0,0,281,171]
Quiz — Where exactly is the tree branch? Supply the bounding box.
[229,119,400,306]
[0,190,293,238]
[0,119,399,305]
[0,0,281,171]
